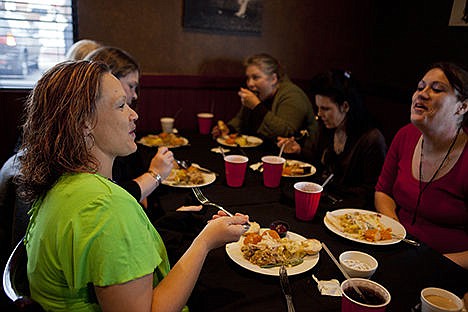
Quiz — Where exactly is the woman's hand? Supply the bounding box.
[199,213,249,250]
[238,87,261,109]
[277,136,301,154]
[210,210,248,220]
[211,125,222,138]
[149,147,174,180]
[211,120,229,138]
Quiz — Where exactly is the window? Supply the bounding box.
[0,0,74,89]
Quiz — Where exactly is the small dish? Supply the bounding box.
[339,250,378,278]
[269,220,290,238]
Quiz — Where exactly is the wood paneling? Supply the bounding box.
[0,75,406,165]
[138,75,243,134]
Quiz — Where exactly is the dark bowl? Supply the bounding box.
[269,220,290,238]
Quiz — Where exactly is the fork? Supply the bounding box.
[279,265,296,312]
[363,221,420,246]
[192,187,250,230]
[294,129,309,141]
[175,159,191,169]
[176,159,216,174]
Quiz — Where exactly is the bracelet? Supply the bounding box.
[147,170,162,186]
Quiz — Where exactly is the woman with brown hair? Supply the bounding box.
[85,47,179,216]
[18,60,248,311]
[375,62,468,268]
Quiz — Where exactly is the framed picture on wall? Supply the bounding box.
[183,0,263,34]
[449,0,468,26]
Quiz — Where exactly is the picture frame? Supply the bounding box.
[449,0,468,26]
[183,0,263,35]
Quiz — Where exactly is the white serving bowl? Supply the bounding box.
[339,250,378,278]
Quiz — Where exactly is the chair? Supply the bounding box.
[3,237,44,311]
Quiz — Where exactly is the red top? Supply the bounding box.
[376,124,468,253]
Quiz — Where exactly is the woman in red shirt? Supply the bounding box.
[375,62,468,269]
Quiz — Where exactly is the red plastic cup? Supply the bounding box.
[341,278,391,312]
[197,113,214,134]
[261,156,285,188]
[224,155,249,187]
[294,182,323,220]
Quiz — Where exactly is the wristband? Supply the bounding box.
[148,170,162,186]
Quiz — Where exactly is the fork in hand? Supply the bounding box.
[192,187,250,231]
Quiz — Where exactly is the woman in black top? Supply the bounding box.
[278,70,387,209]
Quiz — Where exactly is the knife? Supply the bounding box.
[279,265,296,312]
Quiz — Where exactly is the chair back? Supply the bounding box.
[2,237,44,311]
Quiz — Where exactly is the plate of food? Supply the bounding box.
[162,164,216,188]
[138,133,189,148]
[217,134,263,148]
[282,160,316,177]
[225,226,321,276]
[324,208,406,245]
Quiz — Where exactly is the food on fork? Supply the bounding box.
[325,211,393,242]
[243,221,260,235]
[217,120,229,135]
[241,228,321,268]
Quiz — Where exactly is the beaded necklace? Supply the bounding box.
[411,126,461,224]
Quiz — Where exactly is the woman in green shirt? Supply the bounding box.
[17,60,248,311]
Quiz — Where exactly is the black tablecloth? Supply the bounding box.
[141,131,467,312]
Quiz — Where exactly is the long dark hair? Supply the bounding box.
[310,69,374,140]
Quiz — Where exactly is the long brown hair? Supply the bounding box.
[85,46,140,79]
[17,60,110,203]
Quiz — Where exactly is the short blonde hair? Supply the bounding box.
[66,39,102,61]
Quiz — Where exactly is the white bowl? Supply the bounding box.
[339,250,378,278]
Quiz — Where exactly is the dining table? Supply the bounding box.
[138,130,468,312]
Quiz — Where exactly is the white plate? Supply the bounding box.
[217,135,263,148]
[162,170,216,188]
[282,159,316,177]
[225,230,320,276]
[137,135,189,148]
[324,208,407,245]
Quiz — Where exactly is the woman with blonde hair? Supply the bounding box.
[65,39,101,60]
[213,53,318,145]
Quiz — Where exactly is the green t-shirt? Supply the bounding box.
[25,173,170,311]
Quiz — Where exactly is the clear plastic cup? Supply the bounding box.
[160,117,174,133]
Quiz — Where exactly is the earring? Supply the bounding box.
[85,133,95,149]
